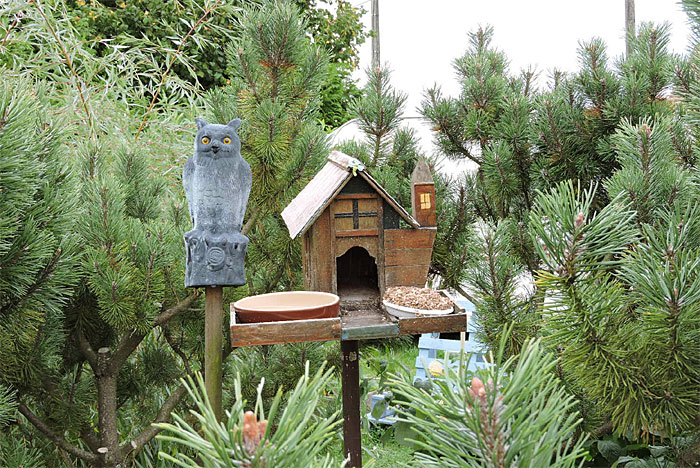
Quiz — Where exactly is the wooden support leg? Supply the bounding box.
[205,286,223,421]
[341,340,362,468]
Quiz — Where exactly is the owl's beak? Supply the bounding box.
[211,144,220,154]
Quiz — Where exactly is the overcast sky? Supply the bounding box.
[349,0,692,115]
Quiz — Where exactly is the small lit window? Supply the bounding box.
[420,192,431,210]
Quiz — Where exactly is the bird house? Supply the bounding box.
[281,151,437,301]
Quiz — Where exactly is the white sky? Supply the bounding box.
[349,0,692,116]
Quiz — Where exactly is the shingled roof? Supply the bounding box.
[281,151,420,239]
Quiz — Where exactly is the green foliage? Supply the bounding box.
[157,365,343,468]
[0,76,80,386]
[66,0,242,89]
[10,0,367,128]
[296,0,368,129]
[423,22,681,276]
[465,221,536,357]
[226,342,340,406]
[206,0,330,294]
[392,339,587,468]
[530,145,700,438]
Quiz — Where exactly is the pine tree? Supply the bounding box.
[420,22,683,358]
[0,76,81,465]
[337,65,476,293]
[418,14,700,463]
[7,125,200,468]
[394,339,587,468]
[2,2,339,466]
[205,0,331,296]
[529,123,700,442]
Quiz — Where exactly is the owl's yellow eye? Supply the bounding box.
[223,137,232,145]
[201,136,210,144]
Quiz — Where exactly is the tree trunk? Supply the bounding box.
[97,348,121,468]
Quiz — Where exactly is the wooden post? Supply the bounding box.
[341,340,362,468]
[371,0,380,69]
[205,286,223,421]
[625,0,635,57]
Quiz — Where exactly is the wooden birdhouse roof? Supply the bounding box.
[282,151,420,239]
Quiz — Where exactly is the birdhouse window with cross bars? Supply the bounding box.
[333,196,379,236]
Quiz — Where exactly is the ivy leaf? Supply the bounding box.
[371,399,387,419]
[598,440,623,462]
[394,421,418,448]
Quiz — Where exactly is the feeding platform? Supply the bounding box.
[229,292,467,347]
[229,151,464,468]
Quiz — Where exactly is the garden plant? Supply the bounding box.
[2,0,700,467]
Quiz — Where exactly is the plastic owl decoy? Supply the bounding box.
[183,118,252,287]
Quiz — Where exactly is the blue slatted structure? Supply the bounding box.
[413,299,489,382]
[369,299,491,425]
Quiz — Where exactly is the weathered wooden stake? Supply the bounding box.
[205,286,223,421]
[341,340,362,468]
[371,0,380,69]
[626,0,635,57]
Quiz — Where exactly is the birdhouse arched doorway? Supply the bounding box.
[336,246,379,300]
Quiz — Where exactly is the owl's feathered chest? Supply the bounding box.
[189,155,239,197]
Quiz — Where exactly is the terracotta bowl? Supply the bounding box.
[233,291,340,323]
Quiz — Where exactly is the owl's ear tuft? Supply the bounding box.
[195,118,209,130]
[227,118,242,130]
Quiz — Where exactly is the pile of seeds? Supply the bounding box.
[384,286,453,310]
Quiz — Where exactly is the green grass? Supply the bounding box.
[363,426,415,468]
[321,337,420,466]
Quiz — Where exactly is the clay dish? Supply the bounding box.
[233,291,340,323]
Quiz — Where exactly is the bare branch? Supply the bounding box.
[119,384,189,458]
[18,401,99,463]
[107,294,198,375]
[77,331,98,370]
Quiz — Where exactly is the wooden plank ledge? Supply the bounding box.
[398,313,467,335]
[230,301,467,347]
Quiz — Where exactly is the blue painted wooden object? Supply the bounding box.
[413,299,490,382]
[369,300,491,425]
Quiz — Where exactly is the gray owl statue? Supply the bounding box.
[183,118,252,287]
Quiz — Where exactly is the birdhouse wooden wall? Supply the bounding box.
[284,151,437,300]
[301,177,436,297]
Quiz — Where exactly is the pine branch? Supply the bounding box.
[107,294,198,375]
[18,401,99,463]
[78,331,98,370]
[119,383,189,458]
[80,425,101,453]
[0,247,62,315]
[242,207,260,236]
[454,284,478,305]
[163,326,192,375]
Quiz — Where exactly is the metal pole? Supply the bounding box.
[625,0,635,57]
[205,286,223,421]
[341,340,362,468]
[371,0,380,69]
